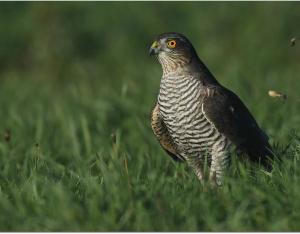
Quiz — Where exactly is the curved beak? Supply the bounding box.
[149,40,160,56]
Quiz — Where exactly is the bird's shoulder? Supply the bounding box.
[201,84,268,148]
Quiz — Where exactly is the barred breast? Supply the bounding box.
[158,74,228,162]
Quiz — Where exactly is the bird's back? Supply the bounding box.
[201,84,273,169]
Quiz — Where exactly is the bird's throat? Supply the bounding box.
[158,54,191,77]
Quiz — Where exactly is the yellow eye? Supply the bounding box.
[167,40,176,48]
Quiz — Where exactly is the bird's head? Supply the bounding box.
[149,32,198,73]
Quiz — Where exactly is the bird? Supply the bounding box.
[149,32,273,185]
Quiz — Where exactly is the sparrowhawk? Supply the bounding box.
[149,32,273,185]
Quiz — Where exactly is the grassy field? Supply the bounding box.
[0,2,300,231]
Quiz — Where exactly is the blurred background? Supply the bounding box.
[1,2,300,127]
[1,2,299,135]
[0,2,300,231]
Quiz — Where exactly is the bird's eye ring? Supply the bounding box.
[167,40,176,48]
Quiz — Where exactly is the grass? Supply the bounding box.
[0,2,300,231]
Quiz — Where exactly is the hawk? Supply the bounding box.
[149,32,273,185]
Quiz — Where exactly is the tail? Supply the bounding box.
[247,129,275,172]
[259,144,274,172]
[247,140,274,172]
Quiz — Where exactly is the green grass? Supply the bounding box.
[0,2,300,231]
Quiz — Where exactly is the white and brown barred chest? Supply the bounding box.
[157,73,229,160]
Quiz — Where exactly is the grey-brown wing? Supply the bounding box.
[202,86,273,168]
[151,104,185,162]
